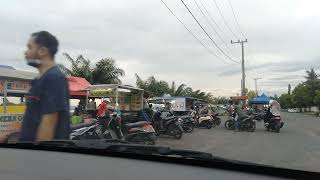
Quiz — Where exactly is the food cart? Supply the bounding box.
[0,68,37,142]
[86,84,145,122]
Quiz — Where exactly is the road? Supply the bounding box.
[157,112,320,172]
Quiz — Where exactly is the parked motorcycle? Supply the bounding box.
[178,115,195,133]
[71,113,157,145]
[70,121,104,140]
[152,111,183,139]
[210,113,221,126]
[191,110,214,129]
[225,115,256,132]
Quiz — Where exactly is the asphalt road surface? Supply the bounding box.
[157,112,320,172]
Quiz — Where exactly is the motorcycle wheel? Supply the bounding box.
[225,120,234,130]
[247,121,256,132]
[206,121,213,129]
[170,124,183,139]
[275,123,281,133]
[144,136,156,145]
[183,123,194,133]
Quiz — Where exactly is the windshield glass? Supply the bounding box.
[1,0,320,173]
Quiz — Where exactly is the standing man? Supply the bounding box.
[20,31,70,141]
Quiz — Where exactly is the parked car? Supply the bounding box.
[288,108,299,113]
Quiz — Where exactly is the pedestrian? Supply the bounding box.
[20,31,70,142]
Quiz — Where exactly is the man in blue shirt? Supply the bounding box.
[20,31,70,141]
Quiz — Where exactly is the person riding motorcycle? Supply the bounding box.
[234,101,246,131]
[264,100,281,126]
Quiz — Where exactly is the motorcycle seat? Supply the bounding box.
[163,116,176,121]
[70,122,96,131]
[125,121,151,128]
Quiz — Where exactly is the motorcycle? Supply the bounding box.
[210,113,221,126]
[121,121,157,145]
[71,113,157,145]
[178,115,195,133]
[70,121,105,140]
[264,115,284,133]
[263,100,284,133]
[224,115,256,132]
[152,111,183,139]
[191,110,214,129]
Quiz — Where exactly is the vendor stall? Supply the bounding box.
[87,84,144,112]
[0,68,37,142]
[249,94,270,105]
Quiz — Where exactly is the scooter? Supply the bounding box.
[178,115,195,133]
[110,113,157,145]
[152,111,183,139]
[264,116,284,133]
[224,114,256,132]
[191,110,214,129]
[70,120,105,140]
[70,113,157,145]
[210,113,221,126]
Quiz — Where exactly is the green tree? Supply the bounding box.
[61,53,93,83]
[247,90,257,100]
[292,83,312,108]
[279,93,293,109]
[134,75,213,102]
[92,58,125,84]
[59,53,125,85]
[213,96,229,104]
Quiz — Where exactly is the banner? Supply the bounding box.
[90,89,113,96]
[0,80,31,94]
[0,114,23,139]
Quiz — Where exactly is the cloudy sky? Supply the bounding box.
[1,0,320,97]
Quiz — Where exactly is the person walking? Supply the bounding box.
[20,31,70,141]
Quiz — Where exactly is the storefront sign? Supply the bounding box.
[0,80,31,93]
[0,114,23,139]
[90,89,113,96]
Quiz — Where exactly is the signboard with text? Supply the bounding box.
[0,80,31,94]
[0,114,23,139]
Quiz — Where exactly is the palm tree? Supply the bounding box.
[169,81,186,96]
[92,58,125,84]
[58,53,125,85]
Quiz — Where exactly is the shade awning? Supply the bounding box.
[249,94,270,105]
[67,76,91,97]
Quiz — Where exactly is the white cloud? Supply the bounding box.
[0,0,319,96]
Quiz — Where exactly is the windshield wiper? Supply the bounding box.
[15,139,212,160]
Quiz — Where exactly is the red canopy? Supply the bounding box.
[67,76,91,97]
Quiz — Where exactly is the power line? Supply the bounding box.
[212,0,239,39]
[159,0,231,64]
[228,0,246,38]
[194,0,240,60]
[180,0,239,64]
[198,0,232,42]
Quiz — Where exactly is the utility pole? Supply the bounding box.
[231,39,247,96]
[254,77,262,97]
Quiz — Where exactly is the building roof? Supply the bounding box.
[87,84,144,92]
[0,68,38,80]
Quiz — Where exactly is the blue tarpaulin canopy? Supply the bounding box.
[249,94,270,105]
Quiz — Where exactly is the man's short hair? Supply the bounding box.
[32,31,59,58]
